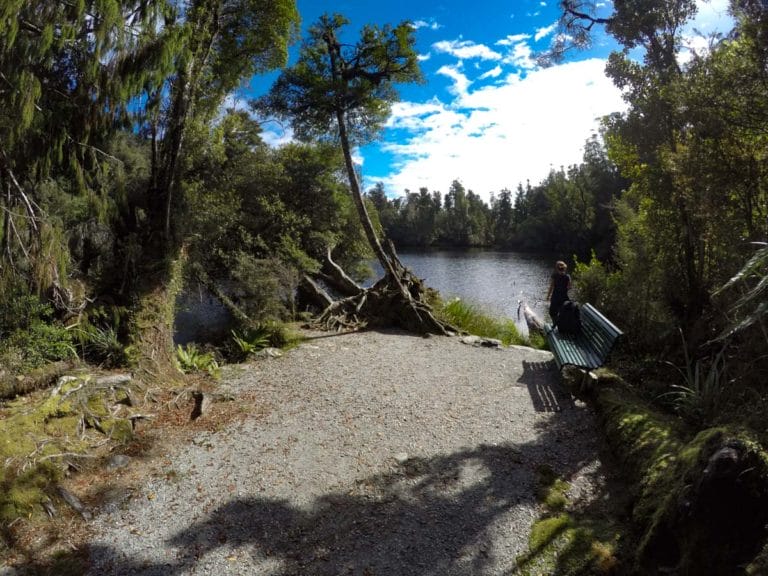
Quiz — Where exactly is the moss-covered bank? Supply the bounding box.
[588,372,768,575]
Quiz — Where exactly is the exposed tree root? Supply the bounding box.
[309,242,456,336]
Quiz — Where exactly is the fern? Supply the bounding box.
[175,344,219,377]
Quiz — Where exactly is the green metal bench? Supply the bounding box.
[545,303,623,371]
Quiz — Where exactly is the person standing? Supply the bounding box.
[546,260,571,322]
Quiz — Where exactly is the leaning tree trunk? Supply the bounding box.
[335,108,400,285]
[315,111,454,335]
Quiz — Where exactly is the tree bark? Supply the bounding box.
[299,274,335,310]
[316,246,363,297]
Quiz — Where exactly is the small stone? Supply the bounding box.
[107,454,131,469]
[190,391,211,420]
[394,452,409,464]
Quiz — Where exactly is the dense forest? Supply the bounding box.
[2,0,768,573]
[368,134,627,262]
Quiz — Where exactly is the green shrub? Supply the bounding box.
[660,336,729,427]
[0,323,76,372]
[175,343,220,377]
[74,324,127,367]
[436,297,528,346]
[71,305,130,367]
[230,327,270,360]
[228,321,297,361]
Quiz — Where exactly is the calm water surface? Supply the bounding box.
[176,249,554,344]
[376,250,553,334]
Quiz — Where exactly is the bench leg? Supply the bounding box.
[579,370,599,394]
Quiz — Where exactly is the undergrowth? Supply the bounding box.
[0,375,140,528]
[435,297,543,347]
[594,376,768,574]
[514,463,622,575]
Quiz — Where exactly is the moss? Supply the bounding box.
[544,479,570,512]
[100,418,133,443]
[518,517,620,576]
[0,375,138,526]
[0,461,60,522]
[530,514,572,551]
[534,464,570,512]
[516,463,624,576]
[592,375,768,573]
[127,253,187,383]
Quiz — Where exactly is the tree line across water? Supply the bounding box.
[368,134,626,263]
[2,1,768,572]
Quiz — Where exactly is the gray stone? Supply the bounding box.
[107,454,131,469]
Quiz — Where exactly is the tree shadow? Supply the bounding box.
[517,360,574,413]
[87,402,605,576]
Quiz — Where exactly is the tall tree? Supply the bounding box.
[144,0,300,248]
[257,14,453,333]
[0,0,301,379]
[552,0,712,330]
[0,0,176,304]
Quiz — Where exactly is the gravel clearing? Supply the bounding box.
[86,328,605,575]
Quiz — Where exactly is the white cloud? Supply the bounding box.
[692,0,732,33]
[479,65,504,80]
[412,19,442,31]
[260,122,295,148]
[502,41,537,69]
[497,33,531,46]
[534,22,557,42]
[679,0,734,63]
[432,39,502,61]
[436,64,472,96]
[370,59,626,201]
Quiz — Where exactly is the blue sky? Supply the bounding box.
[239,0,734,202]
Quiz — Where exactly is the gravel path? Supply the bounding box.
[86,329,604,576]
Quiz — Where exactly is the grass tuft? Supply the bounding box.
[435,297,533,346]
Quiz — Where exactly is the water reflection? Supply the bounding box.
[373,250,553,333]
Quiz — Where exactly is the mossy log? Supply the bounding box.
[0,361,77,401]
[591,377,768,575]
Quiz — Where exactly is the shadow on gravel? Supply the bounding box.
[517,360,574,413]
[87,394,612,576]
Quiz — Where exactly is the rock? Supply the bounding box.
[255,348,283,358]
[107,454,131,470]
[95,374,133,387]
[57,485,91,520]
[190,391,211,420]
[459,335,501,348]
[394,452,409,464]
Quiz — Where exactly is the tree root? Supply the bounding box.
[313,274,454,335]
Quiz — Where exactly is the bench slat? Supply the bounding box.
[545,302,623,371]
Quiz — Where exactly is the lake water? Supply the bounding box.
[176,249,554,343]
[375,249,553,334]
